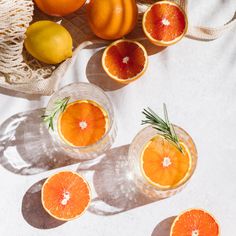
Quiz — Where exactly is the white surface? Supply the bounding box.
[0,1,236,235]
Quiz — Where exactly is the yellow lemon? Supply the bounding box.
[24,21,73,64]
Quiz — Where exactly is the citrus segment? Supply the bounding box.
[102,40,148,83]
[58,100,108,147]
[141,135,191,188]
[171,209,220,236]
[143,1,188,46]
[41,171,91,221]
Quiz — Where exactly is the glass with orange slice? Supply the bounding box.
[44,82,117,159]
[128,104,197,199]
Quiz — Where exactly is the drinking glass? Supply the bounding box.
[45,82,117,160]
[128,125,197,200]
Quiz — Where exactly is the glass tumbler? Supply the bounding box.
[45,82,117,160]
[128,125,197,200]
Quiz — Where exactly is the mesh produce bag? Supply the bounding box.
[0,0,95,95]
[0,0,235,95]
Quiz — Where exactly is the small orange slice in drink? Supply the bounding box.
[41,171,91,221]
[58,100,108,147]
[143,1,188,46]
[141,135,191,188]
[102,39,148,84]
[170,209,220,236]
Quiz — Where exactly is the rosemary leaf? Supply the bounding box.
[42,96,70,131]
[142,104,183,153]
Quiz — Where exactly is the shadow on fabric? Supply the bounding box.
[21,178,66,229]
[0,108,80,175]
[151,216,176,236]
[86,49,127,91]
[0,86,42,100]
[77,145,165,216]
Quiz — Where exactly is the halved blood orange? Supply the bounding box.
[58,100,108,147]
[141,135,191,188]
[143,1,188,46]
[102,39,148,84]
[170,209,220,236]
[41,171,91,221]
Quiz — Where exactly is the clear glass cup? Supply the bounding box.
[128,125,197,200]
[45,82,117,160]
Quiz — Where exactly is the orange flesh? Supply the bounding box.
[104,41,146,80]
[141,135,190,187]
[42,171,90,220]
[144,3,186,42]
[58,100,108,147]
[171,209,220,236]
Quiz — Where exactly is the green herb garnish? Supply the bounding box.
[142,104,183,153]
[42,97,70,131]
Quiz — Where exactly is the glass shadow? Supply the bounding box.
[77,145,165,216]
[0,108,80,175]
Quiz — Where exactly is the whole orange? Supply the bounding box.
[34,0,86,16]
[87,0,138,40]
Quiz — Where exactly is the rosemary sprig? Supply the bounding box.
[42,96,70,131]
[142,104,183,153]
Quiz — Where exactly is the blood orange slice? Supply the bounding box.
[58,100,108,147]
[143,1,188,46]
[102,39,148,84]
[141,135,191,188]
[41,171,91,221]
[171,209,220,236]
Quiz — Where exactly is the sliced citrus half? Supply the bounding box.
[102,39,148,84]
[141,135,191,188]
[58,100,109,147]
[143,1,188,46]
[41,171,91,221]
[170,208,220,236]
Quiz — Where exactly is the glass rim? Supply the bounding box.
[46,82,115,151]
[129,124,198,191]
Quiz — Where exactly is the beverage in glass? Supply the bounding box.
[128,107,197,199]
[44,82,117,160]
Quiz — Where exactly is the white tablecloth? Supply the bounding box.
[0,0,236,235]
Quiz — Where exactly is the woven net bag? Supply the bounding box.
[0,0,235,95]
[0,0,95,95]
